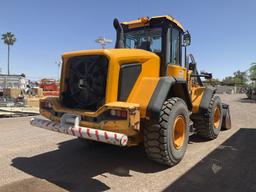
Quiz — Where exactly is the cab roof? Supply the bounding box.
[121,15,185,32]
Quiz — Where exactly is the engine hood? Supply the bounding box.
[60,48,160,109]
[62,48,159,63]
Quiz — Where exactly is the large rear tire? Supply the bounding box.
[144,97,189,166]
[195,95,223,139]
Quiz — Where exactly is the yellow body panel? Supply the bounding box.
[122,15,184,32]
[61,48,159,115]
[151,15,184,31]
[124,20,149,29]
[41,97,138,117]
[187,70,193,92]
[128,77,159,118]
[167,64,187,80]
[191,86,205,113]
[40,97,140,138]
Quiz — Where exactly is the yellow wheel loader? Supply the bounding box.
[31,15,231,166]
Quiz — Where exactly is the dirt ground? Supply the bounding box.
[0,94,255,192]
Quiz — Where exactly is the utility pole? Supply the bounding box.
[55,61,62,80]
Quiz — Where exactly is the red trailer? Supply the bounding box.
[39,79,59,96]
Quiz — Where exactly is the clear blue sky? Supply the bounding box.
[0,0,256,80]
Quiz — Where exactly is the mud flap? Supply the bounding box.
[222,103,231,130]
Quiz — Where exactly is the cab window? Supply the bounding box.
[170,28,181,65]
[124,28,162,54]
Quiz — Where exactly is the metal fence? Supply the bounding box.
[0,74,22,90]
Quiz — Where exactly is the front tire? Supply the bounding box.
[196,95,223,139]
[144,97,189,166]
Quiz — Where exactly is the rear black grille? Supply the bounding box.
[61,55,108,111]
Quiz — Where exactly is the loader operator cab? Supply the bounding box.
[114,16,191,76]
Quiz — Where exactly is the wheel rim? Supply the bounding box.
[214,106,221,128]
[173,115,186,150]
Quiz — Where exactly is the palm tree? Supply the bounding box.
[1,32,16,75]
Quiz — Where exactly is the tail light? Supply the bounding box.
[110,109,127,118]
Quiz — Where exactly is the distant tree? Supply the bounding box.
[204,78,221,86]
[222,76,235,86]
[1,32,16,75]
[233,70,247,86]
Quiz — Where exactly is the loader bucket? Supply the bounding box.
[222,103,231,130]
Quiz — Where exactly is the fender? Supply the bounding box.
[198,87,216,114]
[146,76,192,121]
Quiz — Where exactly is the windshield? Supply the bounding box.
[124,28,162,53]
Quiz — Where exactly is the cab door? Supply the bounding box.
[167,27,187,80]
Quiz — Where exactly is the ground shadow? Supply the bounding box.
[189,129,229,143]
[238,98,256,104]
[164,128,256,192]
[11,139,166,192]
[189,134,210,143]
[0,109,38,118]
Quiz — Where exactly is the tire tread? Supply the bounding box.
[144,97,187,166]
[194,95,221,139]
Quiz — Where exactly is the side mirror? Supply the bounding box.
[189,63,196,71]
[183,30,191,46]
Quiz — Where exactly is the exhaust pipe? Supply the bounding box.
[113,18,124,48]
[30,118,128,146]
